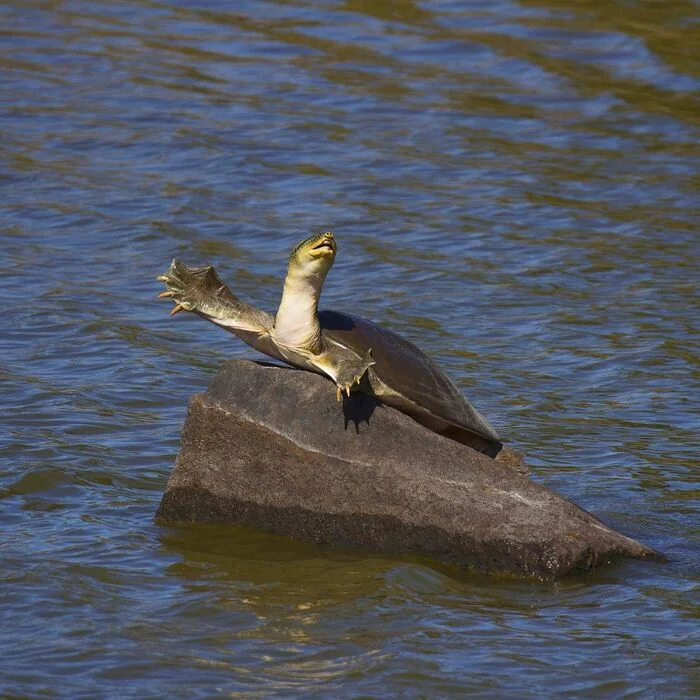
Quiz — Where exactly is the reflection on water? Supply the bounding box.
[1,0,698,696]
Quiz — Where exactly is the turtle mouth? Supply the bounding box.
[311,234,336,254]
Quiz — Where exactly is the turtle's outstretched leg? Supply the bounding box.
[156,259,273,335]
[332,349,375,401]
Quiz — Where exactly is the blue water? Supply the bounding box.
[1,0,698,696]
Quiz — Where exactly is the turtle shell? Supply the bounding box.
[319,310,500,444]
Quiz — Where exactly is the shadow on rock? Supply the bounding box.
[342,391,381,433]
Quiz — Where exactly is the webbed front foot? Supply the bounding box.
[156,259,226,316]
[334,349,375,401]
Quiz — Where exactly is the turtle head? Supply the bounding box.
[288,231,337,280]
[276,232,336,347]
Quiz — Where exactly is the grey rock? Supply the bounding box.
[156,360,662,579]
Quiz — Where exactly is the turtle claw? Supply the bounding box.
[157,258,214,317]
[335,382,354,402]
[334,350,374,401]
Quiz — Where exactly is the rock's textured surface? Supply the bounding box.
[156,360,661,579]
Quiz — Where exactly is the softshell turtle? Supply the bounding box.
[157,232,513,460]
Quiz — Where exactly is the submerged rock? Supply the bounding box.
[156,360,661,579]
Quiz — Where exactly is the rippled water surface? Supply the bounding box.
[2,0,699,696]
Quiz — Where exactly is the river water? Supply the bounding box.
[1,0,698,696]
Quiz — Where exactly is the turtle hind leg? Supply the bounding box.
[332,349,375,401]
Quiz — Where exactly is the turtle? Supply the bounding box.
[157,232,517,463]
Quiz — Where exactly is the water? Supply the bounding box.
[1,0,698,696]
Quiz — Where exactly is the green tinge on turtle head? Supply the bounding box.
[288,232,337,273]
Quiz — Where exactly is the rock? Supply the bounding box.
[156,360,662,579]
